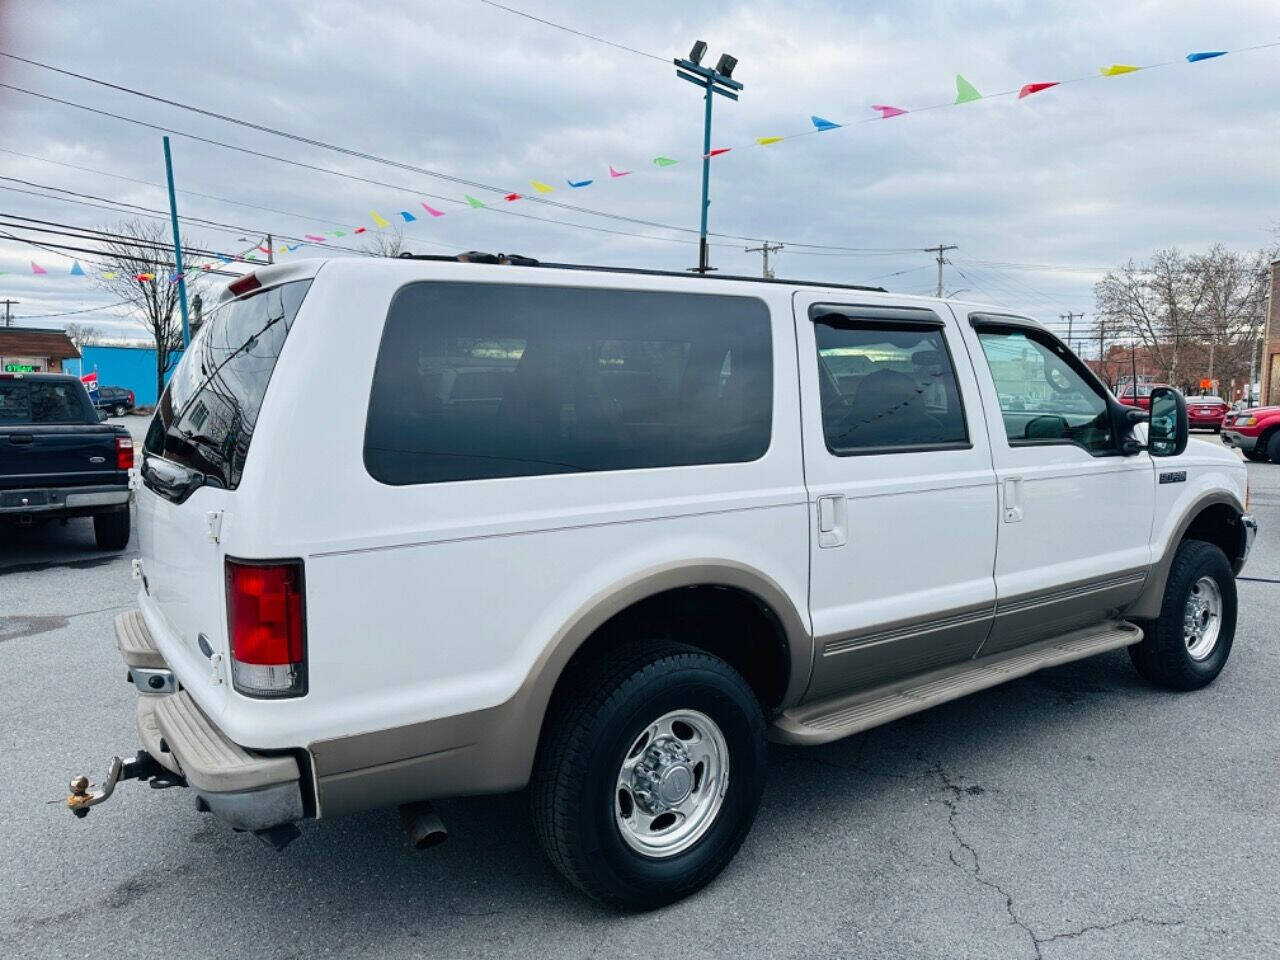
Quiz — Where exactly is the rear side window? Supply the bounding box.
[0,380,88,423]
[145,280,311,490]
[364,282,773,484]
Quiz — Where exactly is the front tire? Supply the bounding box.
[93,509,131,550]
[1268,432,1280,464]
[531,641,766,911]
[1129,540,1236,690]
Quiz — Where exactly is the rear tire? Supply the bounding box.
[1268,432,1280,465]
[531,640,766,911]
[1129,540,1235,691]
[112,404,126,417]
[93,509,131,550]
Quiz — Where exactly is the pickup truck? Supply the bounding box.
[1222,405,1280,463]
[0,372,134,549]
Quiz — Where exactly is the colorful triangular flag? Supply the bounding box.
[305,234,327,242]
[756,137,783,146]
[370,212,391,228]
[1100,64,1140,76]
[1186,51,1226,63]
[69,260,86,276]
[1018,82,1059,99]
[287,243,304,251]
[31,261,47,275]
[567,178,593,188]
[531,180,554,194]
[955,75,982,103]
[810,115,840,131]
[102,271,118,279]
[652,156,678,167]
[504,193,522,202]
[706,148,731,158]
[609,165,631,178]
[464,195,485,208]
[871,104,907,119]
[331,230,346,237]
[400,211,417,222]
[353,226,368,234]
[421,202,445,217]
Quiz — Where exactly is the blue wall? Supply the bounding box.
[66,345,184,407]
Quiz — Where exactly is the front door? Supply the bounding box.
[959,314,1154,655]
[794,296,999,702]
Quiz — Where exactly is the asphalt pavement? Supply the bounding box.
[2,426,1277,960]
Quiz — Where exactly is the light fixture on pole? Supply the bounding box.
[674,41,743,274]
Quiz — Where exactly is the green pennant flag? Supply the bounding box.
[465,195,486,208]
[652,156,678,167]
[955,74,982,104]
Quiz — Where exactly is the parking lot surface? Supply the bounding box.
[2,428,1277,960]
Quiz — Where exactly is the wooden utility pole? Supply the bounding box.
[925,244,958,297]
[1,298,18,327]
[744,242,782,279]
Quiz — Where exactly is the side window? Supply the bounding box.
[975,326,1114,454]
[812,314,969,455]
[363,283,773,484]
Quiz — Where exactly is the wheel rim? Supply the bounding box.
[1183,576,1223,661]
[615,708,729,859]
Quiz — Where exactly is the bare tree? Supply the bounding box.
[63,323,103,348]
[1186,245,1268,394]
[361,224,407,258]
[93,220,203,402]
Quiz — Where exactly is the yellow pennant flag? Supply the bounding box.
[102,271,118,279]
[370,211,391,228]
[531,180,554,194]
[1100,64,1140,76]
[757,136,784,146]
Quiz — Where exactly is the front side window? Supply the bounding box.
[812,314,969,455]
[364,283,773,484]
[975,326,1113,454]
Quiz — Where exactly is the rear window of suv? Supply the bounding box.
[364,282,773,484]
[144,279,311,490]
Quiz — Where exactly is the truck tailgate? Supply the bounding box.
[0,424,123,488]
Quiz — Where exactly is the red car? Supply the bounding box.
[1185,395,1228,432]
[1116,383,1168,411]
[1222,405,1280,463]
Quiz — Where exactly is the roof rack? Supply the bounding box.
[394,252,887,294]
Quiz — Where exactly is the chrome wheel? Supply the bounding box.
[1184,576,1222,661]
[615,709,729,858]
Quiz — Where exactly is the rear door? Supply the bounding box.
[960,314,1154,655]
[793,296,999,701]
[0,377,118,489]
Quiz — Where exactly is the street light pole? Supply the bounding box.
[675,42,743,274]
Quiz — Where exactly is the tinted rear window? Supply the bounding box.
[0,380,89,423]
[364,282,773,484]
[144,280,311,489]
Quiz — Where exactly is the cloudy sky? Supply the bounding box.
[1,0,1277,345]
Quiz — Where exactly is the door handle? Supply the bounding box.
[1003,477,1023,523]
[817,494,847,548]
[8,434,34,444]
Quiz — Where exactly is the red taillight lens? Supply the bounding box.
[116,436,134,470]
[225,559,306,698]
[227,273,262,298]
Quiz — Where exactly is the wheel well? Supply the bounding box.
[552,585,791,711]
[1183,502,1243,567]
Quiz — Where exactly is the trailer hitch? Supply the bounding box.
[65,751,185,818]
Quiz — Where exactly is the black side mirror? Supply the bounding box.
[1148,387,1188,457]
[97,409,109,422]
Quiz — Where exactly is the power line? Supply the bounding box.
[470,0,667,62]
[11,298,135,320]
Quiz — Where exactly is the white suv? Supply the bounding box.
[80,255,1256,910]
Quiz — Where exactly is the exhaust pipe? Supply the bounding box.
[399,800,448,850]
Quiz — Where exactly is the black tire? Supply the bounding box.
[1212,426,1221,434]
[1129,540,1236,691]
[1244,446,1269,462]
[112,404,126,417]
[531,640,766,911]
[93,509,131,550]
[1267,431,1280,465]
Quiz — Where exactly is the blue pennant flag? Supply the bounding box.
[1186,51,1227,63]
[69,260,86,276]
[567,179,594,188]
[399,211,417,222]
[811,115,841,131]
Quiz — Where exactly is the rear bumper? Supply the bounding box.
[115,611,305,831]
[1221,430,1257,452]
[0,484,129,516]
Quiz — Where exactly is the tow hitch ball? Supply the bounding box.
[65,751,184,817]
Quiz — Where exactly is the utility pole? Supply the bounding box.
[925,244,958,297]
[674,42,743,274]
[1,298,17,327]
[267,233,274,265]
[1060,311,1085,346]
[745,242,782,279]
[162,136,191,348]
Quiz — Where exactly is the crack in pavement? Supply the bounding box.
[933,765,1183,958]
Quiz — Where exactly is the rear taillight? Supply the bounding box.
[227,273,262,298]
[225,558,307,698]
[116,436,134,470]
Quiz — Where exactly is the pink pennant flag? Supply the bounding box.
[421,202,445,217]
[706,148,731,158]
[871,104,908,119]
[1018,81,1059,99]
[609,165,631,178]
[30,261,47,275]
[304,234,327,242]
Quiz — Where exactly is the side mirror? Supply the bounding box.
[97,409,110,422]
[1148,387,1188,457]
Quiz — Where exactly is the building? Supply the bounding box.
[64,344,185,407]
[1263,258,1280,406]
[0,326,81,373]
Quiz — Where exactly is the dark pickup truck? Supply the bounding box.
[0,372,134,549]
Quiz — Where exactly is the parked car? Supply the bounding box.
[1186,395,1228,433]
[1117,382,1169,411]
[91,386,136,418]
[0,372,133,548]
[69,258,1256,910]
[1222,405,1280,463]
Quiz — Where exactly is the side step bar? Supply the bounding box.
[772,620,1143,746]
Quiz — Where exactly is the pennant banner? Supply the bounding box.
[1018,81,1060,98]
[955,75,982,103]
[370,212,391,228]
[871,104,908,119]
[756,137,783,146]
[1101,64,1140,76]
[1186,51,1227,62]
[652,156,678,166]
[811,115,840,131]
